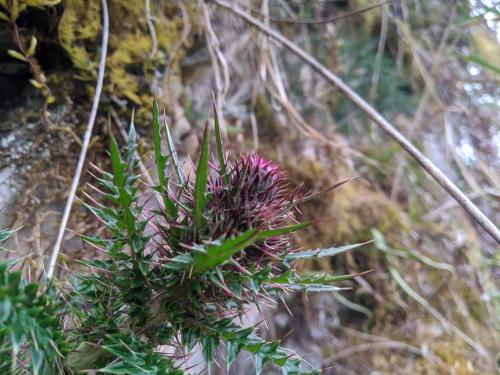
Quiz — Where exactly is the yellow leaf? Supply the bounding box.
[29,79,43,89]
[7,49,27,62]
[0,10,9,21]
[26,0,61,6]
[27,36,37,56]
[10,0,19,20]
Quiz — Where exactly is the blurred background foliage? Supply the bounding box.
[0,0,499,373]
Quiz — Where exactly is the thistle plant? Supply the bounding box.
[0,99,365,374]
[0,229,68,374]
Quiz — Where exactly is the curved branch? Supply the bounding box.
[47,0,110,279]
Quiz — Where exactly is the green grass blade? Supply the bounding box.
[386,257,430,308]
[372,229,453,272]
[193,122,210,236]
[193,230,260,274]
[212,92,227,181]
[332,291,373,318]
[286,241,370,261]
[462,54,500,76]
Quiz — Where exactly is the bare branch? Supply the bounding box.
[47,0,110,279]
[247,1,390,25]
[145,0,158,58]
[198,0,229,135]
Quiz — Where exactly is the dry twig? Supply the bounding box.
[145,0,158,58]
[248,1,390,25]
[199,0,230,135]
[47,0,110,279]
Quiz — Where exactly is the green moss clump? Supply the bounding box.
[58,0,100,76]
[58,0,198,111]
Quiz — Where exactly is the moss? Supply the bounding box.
[254,94,284,144]
[353,0,383,34]
[107,31,153,105]
[329,181,408,243]
[285,154,408,246]
[57,0,198,113]
[432,341,482,375]
[58,0,100,76]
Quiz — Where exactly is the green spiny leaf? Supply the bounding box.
[258,222,311,241]
[201,335,219,362]
[152,100,165,181]
[193,230,260,274]
[164,114,185,185]
[152,100,177,219]
[109,133,136,239]
[11,316,25,354]
[181,329,198,352]
[226,340,242,368]
[164,254,194,271]
[0,300,12,323]
[268,270,352,285]
[286,241,370,261]
[31,347,44,375]
[212,93,227,181]
[280,284,347,292]
[125,116,137,165]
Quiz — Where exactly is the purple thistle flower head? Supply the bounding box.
[163,152,299,266]
[207,153,297,260]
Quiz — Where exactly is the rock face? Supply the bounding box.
[0,96,75,269]
[0,119,36,230]
[0,165,20,229]
[0,29,30,105]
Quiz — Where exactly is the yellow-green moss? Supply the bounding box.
[58,0,100,77]
[254,94,284,143]
[58,0,198,110]
[353,0,383,33]
[285,155,409,246]
[432,341,482,375]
